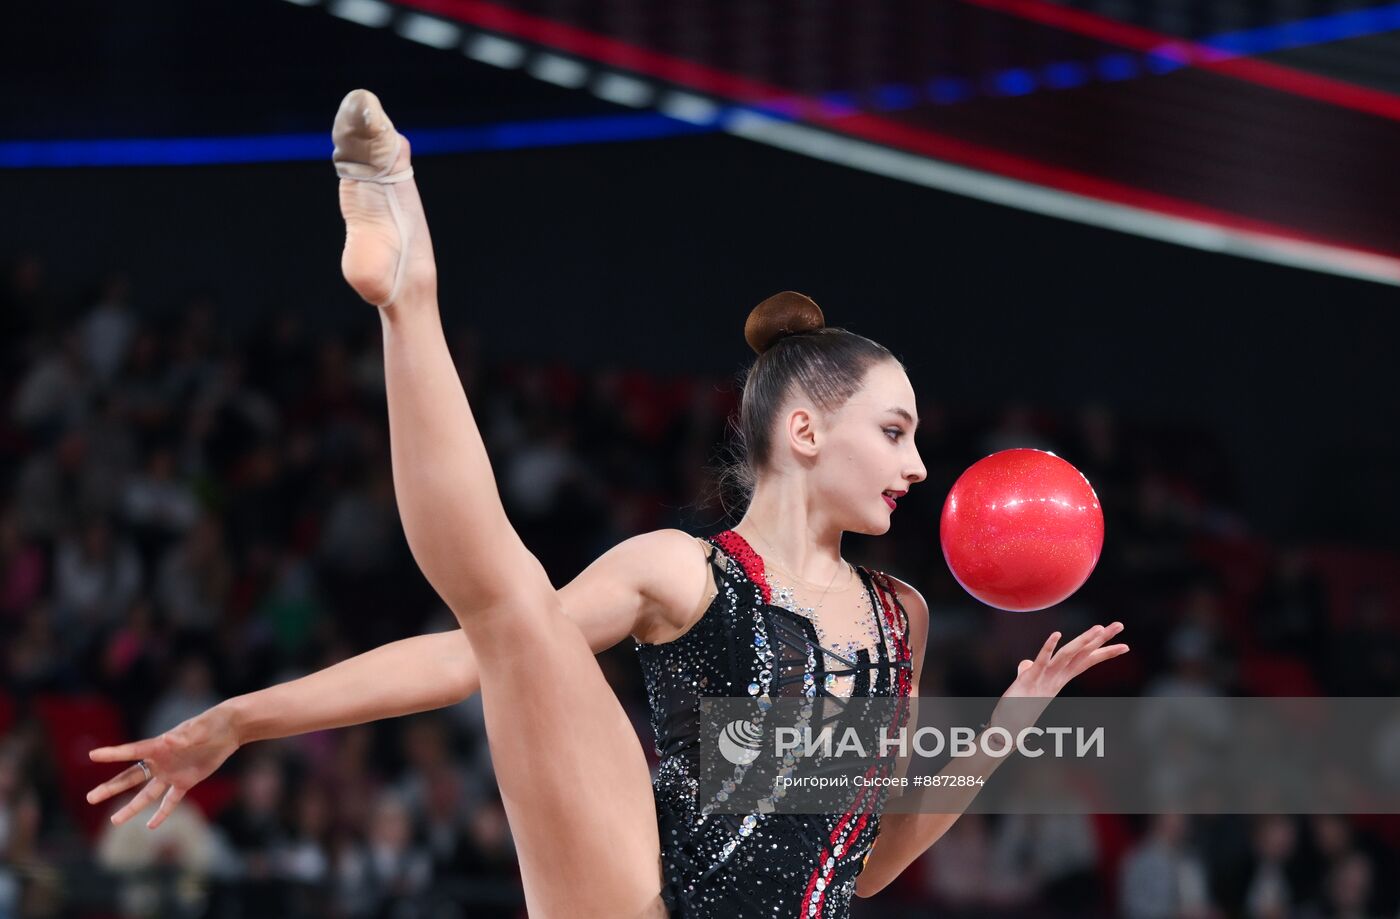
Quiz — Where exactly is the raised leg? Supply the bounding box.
[476,592,668,918]
[334,89,665,918]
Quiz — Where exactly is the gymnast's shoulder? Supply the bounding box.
[869,570,929,659]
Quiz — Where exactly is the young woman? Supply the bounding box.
[86,89,1129,918]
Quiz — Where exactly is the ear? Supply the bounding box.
[786,407,820,459]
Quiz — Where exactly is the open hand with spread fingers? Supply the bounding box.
[986,622,1129,736]
[1007,622,1129,698]
[85,705,240,830]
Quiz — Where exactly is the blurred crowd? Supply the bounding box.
[0,253,1397,918]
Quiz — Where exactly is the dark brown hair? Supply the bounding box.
[712,291,898,515]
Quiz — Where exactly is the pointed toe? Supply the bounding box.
[332,88,399,177]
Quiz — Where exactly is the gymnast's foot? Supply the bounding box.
[333,88,437,309]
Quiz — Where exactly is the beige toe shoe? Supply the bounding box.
[332,88,415,307]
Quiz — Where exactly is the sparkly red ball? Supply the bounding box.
[939,449,1104,612]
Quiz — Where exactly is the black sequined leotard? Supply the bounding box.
[635,529,914,919]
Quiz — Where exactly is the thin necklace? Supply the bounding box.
[740,526,856,610]
[767,558,858,594]
[740,527,878,697]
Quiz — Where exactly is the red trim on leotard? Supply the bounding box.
[798,571,919,915]
[713,534,915,916]
[869,571,913,696]
[799,765,884,918]
[712,529,771,604]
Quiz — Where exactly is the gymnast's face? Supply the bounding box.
[774,359,927,536]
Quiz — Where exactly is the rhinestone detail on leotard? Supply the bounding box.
[635,530,914,918]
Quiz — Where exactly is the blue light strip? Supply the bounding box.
[1201,2,1400,56]
[667,2,1400,118]
[836,1,1400,112]
[7,2,1400,169]
[406,112,713,153]
[0,112,715,169]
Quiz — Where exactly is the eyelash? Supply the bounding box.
[884,428,904,441]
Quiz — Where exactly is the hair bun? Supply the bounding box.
[744,291,825,355]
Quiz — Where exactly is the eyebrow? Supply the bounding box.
[886,407,919,430]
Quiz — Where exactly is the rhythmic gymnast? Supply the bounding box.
[87,89,1129,918]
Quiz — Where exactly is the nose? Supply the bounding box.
[906,447,927,485]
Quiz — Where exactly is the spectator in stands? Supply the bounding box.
[11,329,88,442]
[1296,815,1398,917]
[155,513,231,635]
[1307,851,1373,919]
[95,784,218,918]
[123,447,201,546]
[1251,549,1328,661]
[921,812,1007,914]
[279,782,332,886]
[0,743,25,892]
[393,715,482,839]
[99,598,170,713]
[213,753,288,915]
[1326,589,1399,696]
[992,812,1101,916]
[335,790,432,917]
[1119,814,1218,919]
[6,255,1398,916]
[142,656,218,738]
[4,604,65,691]
[110,328,178,441]
[11,430,90,540]
[0,510,45,622]
[1234,815,1303,919]
[450,790,519,919]
[80,274,136,385]
[53,515,143,643]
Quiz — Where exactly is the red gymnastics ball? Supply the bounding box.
[939,449,1104,612]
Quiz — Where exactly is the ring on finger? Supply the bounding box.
[137,760,152,781]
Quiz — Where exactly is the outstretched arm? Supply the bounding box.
[87,528,709,828]
[86,628,475,825]
[855,586,1128,898]
[226,628,478,742]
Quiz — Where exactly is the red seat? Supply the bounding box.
[184,773,239,821]
[1091,812,1135,908]
[1239,654,1321,696]
[33,694,129,838]
[1352,814,1400,851]
[1307,547,1400,628]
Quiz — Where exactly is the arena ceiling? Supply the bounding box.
[6,0,1400,284]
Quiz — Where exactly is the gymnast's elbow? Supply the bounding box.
[854,871,889,899]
